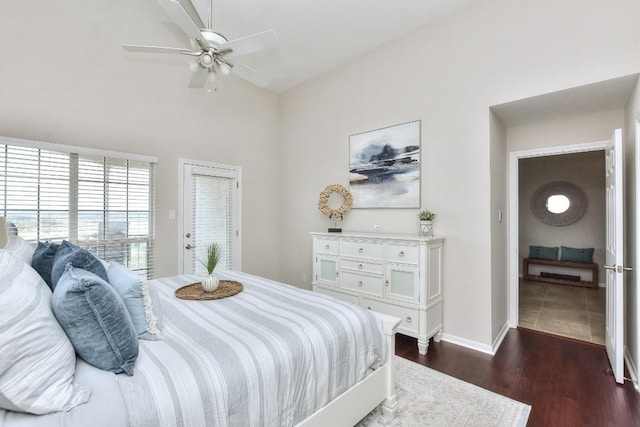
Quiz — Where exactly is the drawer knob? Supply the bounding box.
[385,280,389,286]
[358,247,364,253]
[406,316,412,323]
[358,281,363,287]
[399,251,405,257]
[358,264,363,269]
[367,306,372,310]
[325,244,330,249]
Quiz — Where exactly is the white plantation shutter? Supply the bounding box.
[192,174,233,273]
[0,138,157,278]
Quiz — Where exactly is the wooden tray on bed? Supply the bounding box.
[175,280,243,300]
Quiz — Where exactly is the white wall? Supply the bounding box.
[280,0,640,347]
[0,1,281,279]
[518,152,606,283]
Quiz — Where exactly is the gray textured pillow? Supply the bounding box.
[31,241,60,289]
[52,266,139,376]
[0,251,90,414]
[51,240,108,289]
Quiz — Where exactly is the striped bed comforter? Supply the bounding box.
[116,270,387,427]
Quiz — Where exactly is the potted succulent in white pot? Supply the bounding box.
[418,209,436,237]
[200,243,222,292]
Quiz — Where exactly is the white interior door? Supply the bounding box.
[180,160,241,274]
[604,128,625,384]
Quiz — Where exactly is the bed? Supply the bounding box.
[0,268,400,427]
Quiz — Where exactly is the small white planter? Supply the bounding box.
[201,274,220,292]
[419,220,433,237]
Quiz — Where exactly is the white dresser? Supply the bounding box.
[311,232,444,354]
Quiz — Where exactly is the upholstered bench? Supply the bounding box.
[523,257,598,288]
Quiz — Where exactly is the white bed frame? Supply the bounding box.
[297,312,401,427]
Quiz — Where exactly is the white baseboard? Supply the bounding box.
[441,323,511,356]
[441,333,495,355]
[492,322,510,354]
[624,346,640,392]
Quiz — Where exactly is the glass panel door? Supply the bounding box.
[317,256,339,286]
[387,264,418,301]
[181,161,241,274]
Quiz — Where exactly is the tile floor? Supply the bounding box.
[518,279,605,345]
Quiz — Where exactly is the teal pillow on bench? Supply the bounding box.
[529,245,559,260]
[561,246,594,264]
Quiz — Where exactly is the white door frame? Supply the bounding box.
[508,140,608,327]
[178,158,242,274]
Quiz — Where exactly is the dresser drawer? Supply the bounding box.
[341,272,384,297]
[362,299,420,335]
[386,244,419,264]
[316,238,339,255]
[342,240,384,260]
[315,287,360,305]
[341,259,384,275]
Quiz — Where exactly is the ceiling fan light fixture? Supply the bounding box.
[218,62,231,76]
[200,52,214,67]
[188,60,199,73]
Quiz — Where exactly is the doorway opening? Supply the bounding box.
[517,151,606,344]
[509,141,607,344]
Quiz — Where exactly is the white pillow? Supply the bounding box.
[0,251,91,414]
[1,236,35,265]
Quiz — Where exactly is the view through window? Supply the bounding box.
[0,142,157,278]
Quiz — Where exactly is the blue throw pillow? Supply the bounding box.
[51,241,108,289]
[52,266,138,376]
[529,245,559,261]
[561,246,594,263]
[107,262,162,341]
[31,241,60,289]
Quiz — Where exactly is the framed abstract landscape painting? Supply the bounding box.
[349,120,421,208]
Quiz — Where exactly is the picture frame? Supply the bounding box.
[349,120,421,208]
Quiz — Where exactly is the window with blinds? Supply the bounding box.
[192,174,234,273]
[0,142,156,278]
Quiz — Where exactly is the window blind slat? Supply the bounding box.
[192,174,233,274]
[0,144,156,279]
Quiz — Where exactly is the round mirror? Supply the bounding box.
[546,194,570,214]
[531,181,586,226]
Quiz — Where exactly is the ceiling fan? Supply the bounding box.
[122,0,280,88]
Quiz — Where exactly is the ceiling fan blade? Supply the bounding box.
[188,68,208,88]
[221,30,280,57]
[157,0,209,49]
[121,44,189,54]
[227,59,271,88]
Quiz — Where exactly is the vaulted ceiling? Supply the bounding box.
[178,0,477,92]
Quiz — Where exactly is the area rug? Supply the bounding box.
[357,356,531,427]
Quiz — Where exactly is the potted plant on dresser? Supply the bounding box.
[200,243,222,292]
[418,209,436,237]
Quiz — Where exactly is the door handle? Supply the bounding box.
[604,265,633,273]
[185,244,194,250]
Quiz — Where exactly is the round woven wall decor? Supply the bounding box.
[530,181,587,226]
[318,184,353,219]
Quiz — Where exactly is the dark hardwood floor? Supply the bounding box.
[395,328,640,427]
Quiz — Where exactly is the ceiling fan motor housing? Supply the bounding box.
[191,30,229,69]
